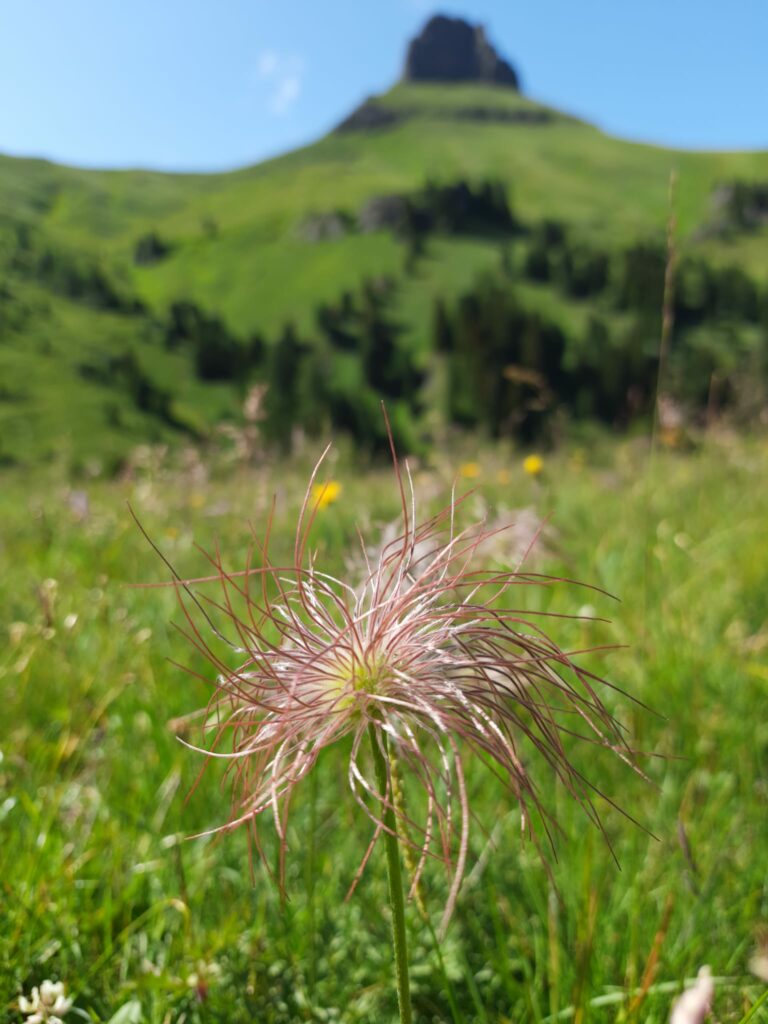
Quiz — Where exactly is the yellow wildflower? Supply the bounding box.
[459,462,481,479]
[312,480,342,509]
[523,454,544,477]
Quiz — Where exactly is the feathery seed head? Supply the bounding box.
[147,438,641,930]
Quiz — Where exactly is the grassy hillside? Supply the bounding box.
[3,82,768,467]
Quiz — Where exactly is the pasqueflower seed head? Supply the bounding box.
[141,440,642,931]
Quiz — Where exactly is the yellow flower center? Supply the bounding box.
[323,652,391,708]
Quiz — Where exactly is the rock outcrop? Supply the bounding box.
[358,195,410,233]
[335,99,402,134]
[404,15,519,89]
[694,180,768,240]
[297,212,349,243]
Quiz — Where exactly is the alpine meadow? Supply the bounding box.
[1,10,767,1024]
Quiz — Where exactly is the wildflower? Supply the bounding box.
[750,949,768,983]
[485,507,556,567]
[9,622,28,647]
[459,461,480,479]
[523,453,544,477]
[18,980,73,1024]
[310,479,341,509]
[749,927,768,982]
[148,442,639,936]
[669,966,714,1024]
[65,489,89,522]
[187,960,222,1002]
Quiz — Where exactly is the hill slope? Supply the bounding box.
[2,82,768,467]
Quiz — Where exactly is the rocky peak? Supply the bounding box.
[403,14,519,90]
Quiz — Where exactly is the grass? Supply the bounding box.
[0,283,238,469]
[2,430,767,1022]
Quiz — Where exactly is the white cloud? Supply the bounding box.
[269,75,301,115]
[255,50,304,117]
[257,50,279,79]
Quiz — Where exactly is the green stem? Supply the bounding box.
[306,766,318,997]
[368,723,413,1024]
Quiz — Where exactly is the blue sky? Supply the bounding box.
[1,0,766,171]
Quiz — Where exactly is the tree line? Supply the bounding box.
[6,184,768,455]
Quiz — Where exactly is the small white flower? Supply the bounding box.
[18,979,73,1024]
[9,622,29,646]
[749,949,768,983]
[187,958,222,988]
[670,965,714,1024]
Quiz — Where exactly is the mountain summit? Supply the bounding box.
[403,14,520,89]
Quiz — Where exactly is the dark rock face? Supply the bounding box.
[297,212,349,243]
[335,99,402,134]
[694,181,768,241]
[404,15,519,89]
[335,99,551,135]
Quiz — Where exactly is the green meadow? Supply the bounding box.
[2,432,766,1022]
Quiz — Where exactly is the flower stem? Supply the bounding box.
[368,723,413,1024]
[306,766,318,997]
